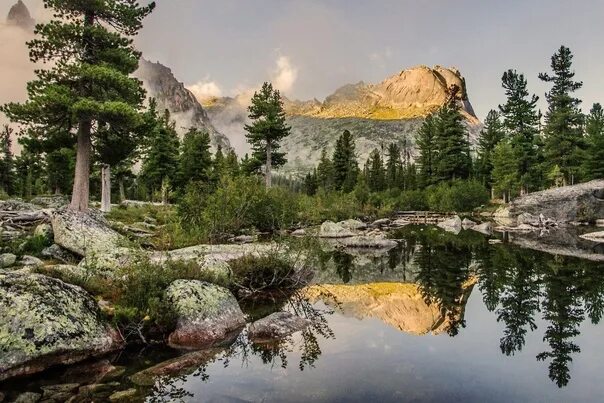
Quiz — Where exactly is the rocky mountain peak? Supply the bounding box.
[7,0,35,31]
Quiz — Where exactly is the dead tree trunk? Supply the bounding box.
[101,164,111,213]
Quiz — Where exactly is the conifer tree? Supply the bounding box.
[332,130,359,192]
[416,114,437,187]
[386,143,401,189]
[499,70,542,194]
[316,149,335,191]
[304,169,319,196]
[492,141,518,203]
[476,110,506,191]
[365,148,386,192]
[244,82,291,187]
[179,128,212,186]
[0,126,16,195]
[583,103,604,179]
[2,0,155,211]
[434,102,472,182]
[46,148,75,195]
[539,46,585,185]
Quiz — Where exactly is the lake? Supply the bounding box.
[5,225,604,402]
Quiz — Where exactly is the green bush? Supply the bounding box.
[394,190,428,211]
[229,253,308,294]
[426,180,489,212]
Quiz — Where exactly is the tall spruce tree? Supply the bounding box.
[365,148,386,192]
[499,70,542,194]
[583,103,604,179]
[539,46,585,185]
[1,0,155,211]
[416,114,437,187]
[434,101,472,182]
[244,82,291,187]
[179,128,212,186]
[316,149,334,191]
[332,130,359,192]
[0,125,16,195]
[476,110,506,191]
[386,143,401,189]
[492,141,518,203]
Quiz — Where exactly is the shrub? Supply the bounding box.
[229,253,309,295]
[426,180,489,212]
[395,190,428,211]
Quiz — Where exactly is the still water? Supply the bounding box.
[6,226,604,402]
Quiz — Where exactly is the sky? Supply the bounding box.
[2,0,604,120]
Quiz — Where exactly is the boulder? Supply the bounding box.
[437,215,462,234]
[337,219,368,231]
[31,195,70,209]
[51,209,127,257]
[0,272,122,381]
[291,228,307,236]
[248,312,310,342]
[13,392,42,403]
[390,218,410,228]
[596,219,604,227]
[108,388,139,402]
[33,223,53,240]
[0,253,17,268]
[19,255,44,268]
[472,222,493,236]
[166,280,246,349]
[509,180,604,224]
[319,221,356,238]
[130,349,220,386]
[229,235,256,244]
[517,212,540,227]
[461,218,476,228]
[41,243,78,263]
[0,199,39,212]
[335,236,398,250]
[372,218,391,227]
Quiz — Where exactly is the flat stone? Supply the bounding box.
[335,236,398,249]
[248,312,310,342]
[291,228,306,236]
[372,218,391,227]
[130,350,220,386]
[390,218,410,228]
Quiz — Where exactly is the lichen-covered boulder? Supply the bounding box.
[248,312,310,342]
[166,280,245,349]
[0,272,122,381]
[31,195,70,209]
[19,255,44,268]
[319,221,356,238]
[33,223,53,241]
[0,253,17,269]
[51,208,127,257]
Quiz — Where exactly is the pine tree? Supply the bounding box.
[365,148,386,192]
[224,149,240,177]
[476,110,505,191]
[179,128,212,186]
[46,148,75,195]
[2,0,155,211]
[0,125,16,195]
[583,103,604,179]
[434,102,472,182]
[499,70,542,194]
[492,141,518,203]
[244,82,291,187]
[416,114,437,187]
[332,130,359,192]
[539,46,585,185]
[386,143,401,189]
[316,149,334,191]
[304,169,318,196]
[141,108,180,203]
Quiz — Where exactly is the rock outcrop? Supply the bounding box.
[134,59,230,150]
[7,0,35,30]
[0,272,122,381]
[508,180,604,224]
[166,280,246,349]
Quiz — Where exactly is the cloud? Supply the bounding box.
[272,55,298,94]
[187,78,223,102]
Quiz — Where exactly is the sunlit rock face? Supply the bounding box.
[134,59,231,150]
[203,65,481,172]
[304,280,476,336]
[7,0,35,31]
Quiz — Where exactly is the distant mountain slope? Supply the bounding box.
[134,59,231,150]
[7,0,35,30]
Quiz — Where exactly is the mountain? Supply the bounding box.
[203,65,481,172]
[6,0,35,30]
[134,59,231,150]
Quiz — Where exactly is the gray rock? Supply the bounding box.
[0,253,17,268]
[130,350,220,387]
[580,231,604,242]
[372,218,391,227]
[51,208,127,257]
[41,383,80,401]
[390,218,410,228]
[517,212,540,227]
[335,236,398,250]
[19,255,44,268]
[319,221,356,238]
[437,215,462,234]
[30,195,69,209]
[41,243,77,263]
[248,312,310,342]
[0,272,123,381]
[108,388,138,402]
[291,228,307,236]
[472,222,493,236]
[461,218,476,228]
[229,235,256,244]
[0,199,39,211]
[337,219,367,231]
[509,179,604,224]
[166,280,246,349]
[596,219,604,227]
[13,392,41,403]
[33,223,53,240]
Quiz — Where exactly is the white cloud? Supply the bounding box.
[272,55,298,94]
[187,79,223,102]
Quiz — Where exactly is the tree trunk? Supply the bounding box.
[265,141,272,188]
[161,177,169,205]
[118,177,126,203]
[101,164,111,213]
[70,120,92,211]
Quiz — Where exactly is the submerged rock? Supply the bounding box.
[335,236,398,250]
[437,215,462,234]
[0,272,122,381]
[51,209,127,257]
[248,312,310,342]
[130,349,220,386]
[166,280,246,349]
[319,221,356,238]
[108,388,139,402]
